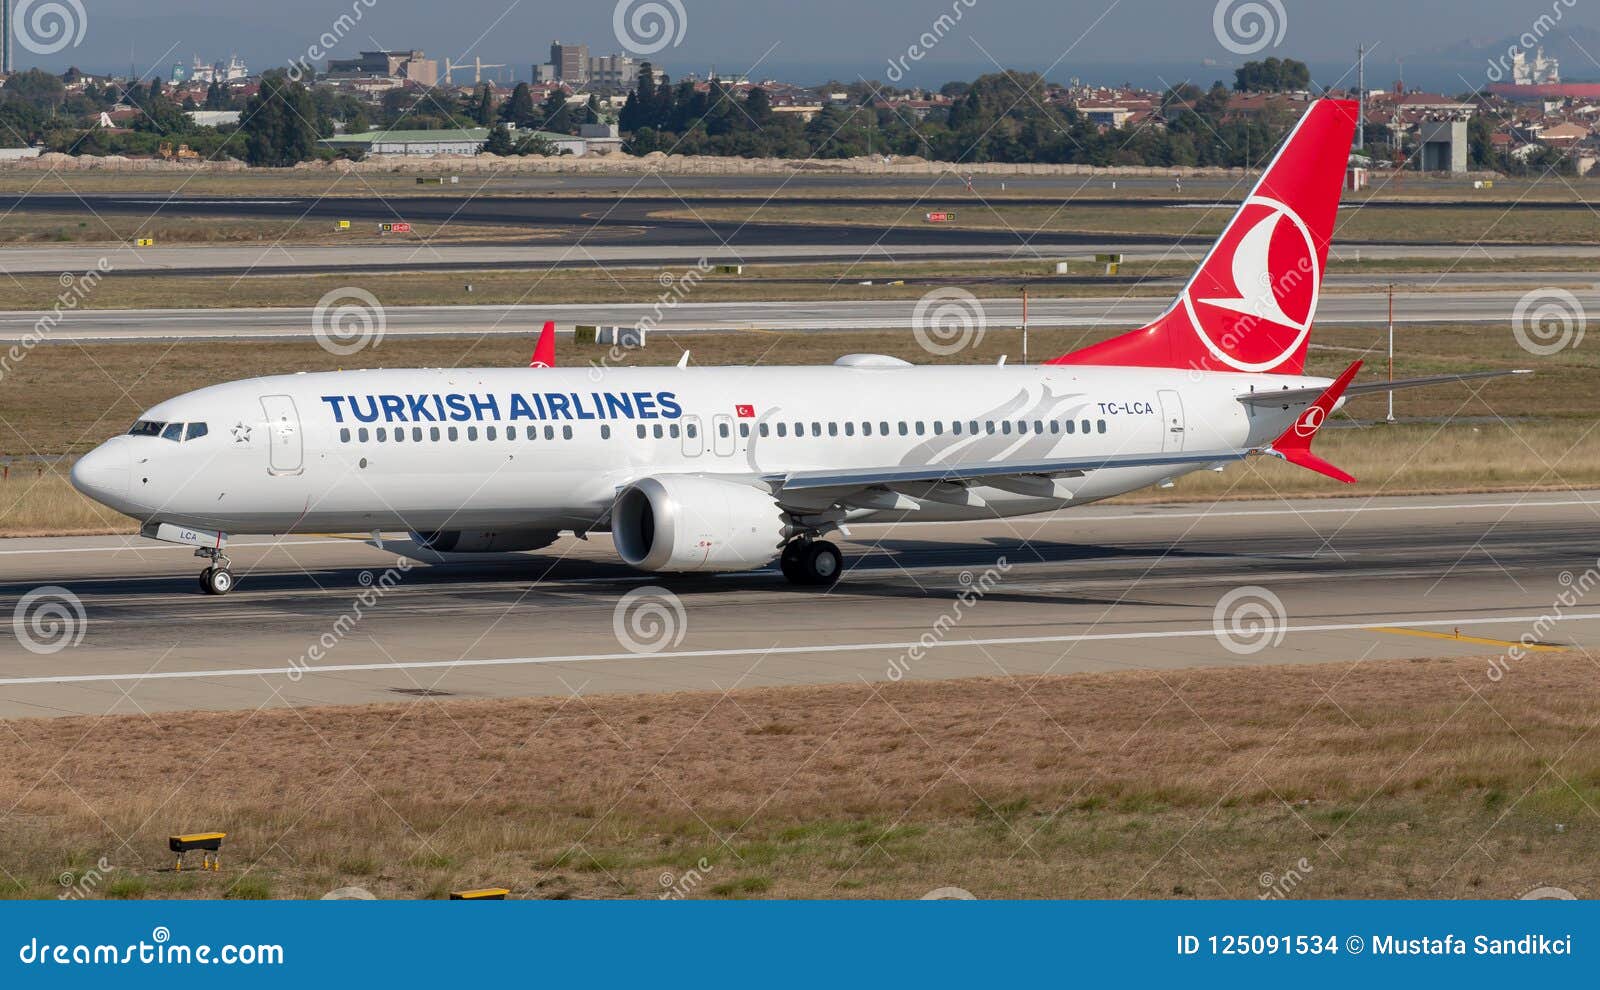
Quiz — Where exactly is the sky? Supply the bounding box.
[24,0,1600,91]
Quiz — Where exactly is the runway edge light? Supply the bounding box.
[169,831,226,871]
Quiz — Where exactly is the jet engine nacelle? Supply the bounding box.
[612,476,786,572]
[409,529,560,554]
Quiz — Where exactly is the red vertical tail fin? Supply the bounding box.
[1048,98,1359,375]
[530,321,556,368]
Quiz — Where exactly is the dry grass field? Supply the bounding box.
[1,653,1594,900]
[0,263,1183,313]
[1,255,1592,313]
[0,212,536,247]
[0,167,1587,202]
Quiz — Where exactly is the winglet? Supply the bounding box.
[530,321,556,368]
[1266,360,1362,483]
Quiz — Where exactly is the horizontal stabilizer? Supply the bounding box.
[1238,369,1529,407]
[1265,360,1362,483]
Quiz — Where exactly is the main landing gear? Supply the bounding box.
[780,538,843,587]
[195,546,235,595]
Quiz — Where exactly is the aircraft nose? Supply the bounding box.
[70,442,130,503]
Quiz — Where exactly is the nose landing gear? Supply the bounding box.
[780,538,843,587]
[195,547,235,595]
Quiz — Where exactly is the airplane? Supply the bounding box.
[70,99,1524,595]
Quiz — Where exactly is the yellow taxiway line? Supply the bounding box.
[1368,626,1567,653]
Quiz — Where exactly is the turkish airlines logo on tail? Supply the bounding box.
[1294,404,1326,438]
[1182,195,1321,373]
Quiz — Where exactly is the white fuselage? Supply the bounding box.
[71,362,1333,536]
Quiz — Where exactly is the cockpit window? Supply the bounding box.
[161,422,184,441]
[128,420,165,437]
[184,423,208,441]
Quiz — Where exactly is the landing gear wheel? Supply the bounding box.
[798,540,843,587]
[194,545,234,595]
[202,567,234,596]
[779,541,807,583]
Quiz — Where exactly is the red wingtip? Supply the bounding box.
[530,320,556,368]
[1269,360,1362,483]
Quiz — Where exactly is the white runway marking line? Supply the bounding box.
[4,611,1595,688]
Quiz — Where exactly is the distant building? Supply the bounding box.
[550,41,589,83]
[319,125,612,157]
[578,122,623,153]
[587,54,642,88]
[534,49,660,90]
[326,50,438,87]
[1417,118,1468,173]
[1537,121,1589,147]
[183,54,248,85]
[1078,105,1135,129]
[320,127,489,156]
[186,109,240,127]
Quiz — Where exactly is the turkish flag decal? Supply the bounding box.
[735,404,755,418]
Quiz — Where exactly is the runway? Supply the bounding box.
[8,239,1600,279]
[0,288,1579,341]
[1,491,1595,719]
[4,190,1599,277]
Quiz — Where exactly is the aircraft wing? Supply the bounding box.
[1237,369,1529,408]
[772,448,1248,495]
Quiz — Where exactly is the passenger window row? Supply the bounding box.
[339,418,1114,446]
[338,423,590,443]
[744,418,1109,439]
